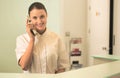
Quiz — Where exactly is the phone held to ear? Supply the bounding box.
[30,29,37,36]
[28,16,37,36]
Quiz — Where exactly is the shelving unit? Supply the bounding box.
[70,38,83,70]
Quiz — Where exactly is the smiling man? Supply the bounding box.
[15,2,70,74]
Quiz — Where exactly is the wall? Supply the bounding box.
[62,0,87,66]
[0,0,61,72]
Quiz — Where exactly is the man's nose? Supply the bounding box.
[37,18,42,23]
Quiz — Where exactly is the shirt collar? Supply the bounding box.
[36,28,48,38]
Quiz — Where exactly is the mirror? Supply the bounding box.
[0,0,119,73]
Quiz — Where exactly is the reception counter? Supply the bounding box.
[1,60,120,78]
[92,55,120,65]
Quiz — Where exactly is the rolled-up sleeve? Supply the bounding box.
[15,36,27,63]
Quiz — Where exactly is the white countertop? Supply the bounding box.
[92,55,120,60]
[1,60,120,78]
[58,60,120,78]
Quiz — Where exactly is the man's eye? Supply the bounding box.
[40,15,45,19]
[33,17,37,19]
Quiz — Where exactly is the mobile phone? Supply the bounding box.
[27,16,37,36]
[30,29,37,36]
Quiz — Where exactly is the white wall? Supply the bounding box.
[0,0,61,72]
[62,0,87,66]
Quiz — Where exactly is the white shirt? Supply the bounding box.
[15,29,70,73]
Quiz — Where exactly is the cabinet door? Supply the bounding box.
[113,0,120,55]
[87,0,110,64]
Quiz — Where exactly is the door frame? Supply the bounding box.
[109,0,114,55]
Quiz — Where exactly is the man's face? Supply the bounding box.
[30,8,47,33]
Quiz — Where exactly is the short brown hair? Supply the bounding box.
[28,2,47,15]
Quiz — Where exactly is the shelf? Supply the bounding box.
[70,37,83,68]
